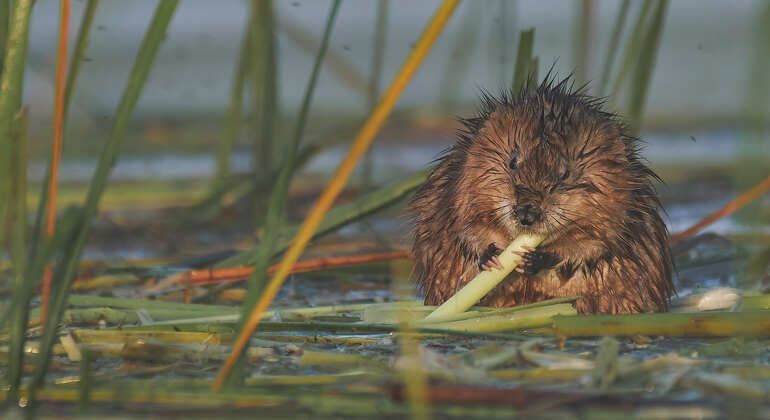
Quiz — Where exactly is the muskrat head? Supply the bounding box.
[455,80,642,239]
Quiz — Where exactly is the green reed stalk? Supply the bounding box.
[598,0,630,96]
[0,0,9,71]
[0,0,32,268]
[626,0,668,133]
[224,0,342,389]
[211,23,251,194]
[6,110,29,403]
[734,1,770,231]
[511,28,535,93]
[607,0,654,108]
[29,0,179,400]
[361,0,389,188]
[64,0,99,116]
[573,0,594,87]
[250,0,278,182]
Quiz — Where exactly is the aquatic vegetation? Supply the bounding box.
[0,0,769,417]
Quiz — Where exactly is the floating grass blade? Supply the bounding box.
[214,0,461,391]
[216,167,430,268]
[553,311,770,337]
[511,28,535,93]
[626,0,668,133]
[30,0,179,398]
[598,0,630,96]
[0,0,33,265]
[224,0,342,389]
[211,23,250,194]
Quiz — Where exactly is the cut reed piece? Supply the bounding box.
[424,303,575,333]
[425,234,546,321]
[553,311,770,337]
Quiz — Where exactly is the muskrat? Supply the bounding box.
[410,77,674,314]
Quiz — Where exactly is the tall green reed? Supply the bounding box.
[250,0,278,185]
[28,0,179,402]
[0,0,32,272]
[625,0,668,133]
[573,0,594,87]
[598,0,630,96]
[222,0,342,388]
[6,110,29,403]
[0,0,34,403]
[512,28,536,93]
[607,0,654,109]
[211,20,251,195]
[361,0,389,188]
[734,1,770,233]
[0,0,9,71]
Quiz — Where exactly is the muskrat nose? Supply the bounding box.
[516,204,541,226]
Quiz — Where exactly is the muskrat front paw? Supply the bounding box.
[514,247,560,276]
[479,242,504,271]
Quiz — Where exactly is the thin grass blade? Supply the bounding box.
[223,0,342,388]
[211,21,251,194]
[29,0,179,399]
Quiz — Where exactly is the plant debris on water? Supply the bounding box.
[2,0,770,418]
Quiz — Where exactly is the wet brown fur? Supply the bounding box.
[410,77,674,314]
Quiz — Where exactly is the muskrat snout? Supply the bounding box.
[515,204,541,226]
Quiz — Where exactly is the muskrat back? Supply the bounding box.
[410,77,674,314]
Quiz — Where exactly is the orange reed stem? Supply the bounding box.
[213,0,460,391]
[183,250,411,287]
[670,173,770,244]
[40,0,70,327]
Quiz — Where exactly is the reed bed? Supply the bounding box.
[1,0,769,417]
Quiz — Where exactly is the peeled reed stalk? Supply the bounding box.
[425,234,545,321]
[425,303,575,333]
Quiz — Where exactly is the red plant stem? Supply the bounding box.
[183,250,411,287]
[41,0,70,327]
[670,173,770,244]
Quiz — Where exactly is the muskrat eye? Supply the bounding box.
[509,155,518,170]
[560,169,570,181]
